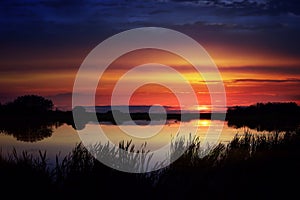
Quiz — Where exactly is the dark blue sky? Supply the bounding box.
[1,0,300,55]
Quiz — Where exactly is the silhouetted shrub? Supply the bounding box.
[3,95,53,114]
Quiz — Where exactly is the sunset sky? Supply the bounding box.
[1,0,300,111]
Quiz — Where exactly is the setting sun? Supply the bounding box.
[194,105,210,112]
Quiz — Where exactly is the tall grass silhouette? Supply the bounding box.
[0,128,299,199]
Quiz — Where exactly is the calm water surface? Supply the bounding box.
[0,119,277,164]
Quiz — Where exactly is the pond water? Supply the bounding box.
[0,119,279,166]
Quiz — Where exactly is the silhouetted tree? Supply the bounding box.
[5,95,53,114]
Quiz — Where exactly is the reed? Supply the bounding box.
[0,128,299,199]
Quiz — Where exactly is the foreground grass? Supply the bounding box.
[1,129,300,199]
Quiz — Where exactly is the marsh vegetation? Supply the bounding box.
[1,129,299,199]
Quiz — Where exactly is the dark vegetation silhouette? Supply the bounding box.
[226,102,300,132]
[0,129,299,199]
[0,95,300,199]
[1,95,299,140]
[0,95,73,141]
[3,94,54,114]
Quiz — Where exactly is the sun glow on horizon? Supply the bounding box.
[194,105,209,112]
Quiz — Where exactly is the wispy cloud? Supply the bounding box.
[198,78,300,84]
[230,78,300,83]
[220,66,300,75]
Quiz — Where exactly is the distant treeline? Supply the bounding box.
[1,95,299,133]
[227,102,299,116]
[226,102,300,131]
